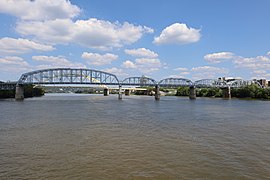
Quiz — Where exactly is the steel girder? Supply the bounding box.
[0,82,16,90]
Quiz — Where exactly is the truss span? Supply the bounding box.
[158,78,193,87]
[17,68,120,85]
[121,76,157,86]
[194,79,227,88]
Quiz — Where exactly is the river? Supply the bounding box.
[0,94,269,179]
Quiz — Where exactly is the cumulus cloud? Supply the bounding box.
[234,54,270,70]
[0,37,54,55]
[102,67,128,77]
[122,58,162,74]
[0,56,30,72]
[174,67,189,71]
[0,0,80,21]
[81,52,118,66]
[124,48,158,58]
[122,60,137,69]
[204,52,235,64]
[153,23,201,45]
[191,66,228,79]
[168,75,186,78]
[32,55,85,68]
[16,18,154,50]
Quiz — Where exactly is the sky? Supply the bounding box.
[0,0,270,82]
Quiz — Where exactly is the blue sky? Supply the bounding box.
[0,0,270,81]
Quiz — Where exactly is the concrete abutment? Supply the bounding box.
[15,84,24,100]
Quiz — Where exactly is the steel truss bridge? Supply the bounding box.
[0,68,262,90]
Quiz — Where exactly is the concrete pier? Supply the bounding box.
[124,89,130,96]
[189,86,196,100]
[103,88,109,96]
[222,86,231,99]
[155,85,160,100]
[15,84,24,100]
[118,85,122,100]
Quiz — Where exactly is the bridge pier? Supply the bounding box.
[222,86,231,99]
[124,89,131,96]
[15,84,24,100]
[189,86,196,100]
[118,85,122,100]
[103,88,109,96]
[155,85,160,100]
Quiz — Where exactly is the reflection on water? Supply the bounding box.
[0,94,269,179]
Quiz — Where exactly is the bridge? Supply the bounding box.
[0,68,261,100]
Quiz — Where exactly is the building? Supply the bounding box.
[257,79,268,88]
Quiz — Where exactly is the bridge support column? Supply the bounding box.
[125,89,130,96]
[103,88,109,96]
[118,85,122,100]
[155,85,160,100]
[189,86,196,100]
[15,84,24,100]
[222,86,231,99]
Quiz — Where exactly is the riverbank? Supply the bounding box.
[0,85,44,99]
[176,84,270,100]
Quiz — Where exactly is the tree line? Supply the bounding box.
[176,84,270,99]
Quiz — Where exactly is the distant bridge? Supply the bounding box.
[0,68,262,100]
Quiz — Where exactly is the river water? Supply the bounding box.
[0,94,269,179]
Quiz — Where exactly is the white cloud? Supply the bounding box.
[153,23,201,45]
[180,71,190,75]
[191,66,228,79]
[0,37,54,55]
[0,0,80,21]
[122,58,162,74]
[32,55,85,68]
[102,67,128,77]
[168,75,186,78]
[136,58,162,73]
[81,52,118,66]
[122,60,137,69]
[234,55,270,70]
[174,67,189,71]
[124,48,158,58]
[267,51,270,56]
[204,52,235,64]
[0,56,30,72]
[16,18,153,50]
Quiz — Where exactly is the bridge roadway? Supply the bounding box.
[0,68,261,100]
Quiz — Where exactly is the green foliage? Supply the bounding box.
[232,84,270,99]
[197,88,222,97]
[0,89,15,98]
[175,87,190,96]
[23,85,45,97]
[176,84,270,99]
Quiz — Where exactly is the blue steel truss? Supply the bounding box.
[158,78,193,87]
[194,79,227,88]
[121,76,157,86]
[17,68,120,85]
[4,68,264,89]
